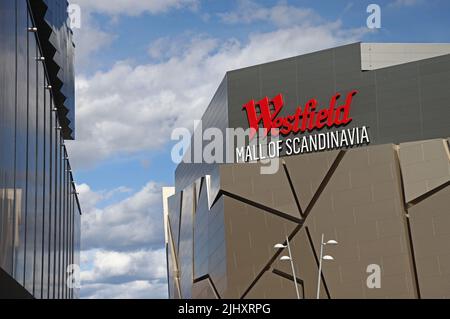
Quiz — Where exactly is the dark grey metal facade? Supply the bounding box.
[227,43,450,146]
[0,0,80,299]
[175,77,228,191]
[28,0,76,140]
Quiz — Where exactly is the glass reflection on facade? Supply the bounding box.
[0,0,80,299]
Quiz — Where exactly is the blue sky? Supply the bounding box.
[65,0,450,299]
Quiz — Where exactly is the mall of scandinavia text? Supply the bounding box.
[235,125,370,163]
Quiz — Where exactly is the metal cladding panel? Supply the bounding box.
[409,185,450,298]
[398,139,450,203]
[301,145,416,299]
[175,77,228,191]
[0,0,17,275]
[28,0,76,140]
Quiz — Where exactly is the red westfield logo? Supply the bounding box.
[242,90,358,139]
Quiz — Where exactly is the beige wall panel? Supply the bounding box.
[171,139,450,299]
[304,145,416,298]
[222,196,298,298]
[399,139,450,203]
[409,185,450,298]
[192,279,217,299]
[283,150,340,211]
[244,271,301,299]
[220,162,301,219]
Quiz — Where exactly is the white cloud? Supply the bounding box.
[74,0,199,16]
[76,184,132,210]
[81,249,166,284]
[67,20,366,168]
[78,184,168,299]
[218,0,320,27]
[79,182,164,251]
[71,14,115,70]
[69,0,198,70]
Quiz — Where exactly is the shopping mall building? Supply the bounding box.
[163,42,450,299]
[0,0,80,299]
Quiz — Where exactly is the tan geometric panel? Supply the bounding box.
[222,195,298,298]
[192,279,218,299]
[408,185,450,298]
[172,139,450,299]
[283,150,340,211]
[244,270,301,299]
[304,144,417,298]
[272,228,328,299]
[220,162,301,219]
[399,139,450,203]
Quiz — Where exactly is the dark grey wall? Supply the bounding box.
[227,43,450,149]
[174,42,450,192]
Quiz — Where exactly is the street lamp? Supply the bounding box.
[316,233,338,299]
[274,235,300,299]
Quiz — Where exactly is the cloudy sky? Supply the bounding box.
[65,0,450,299]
